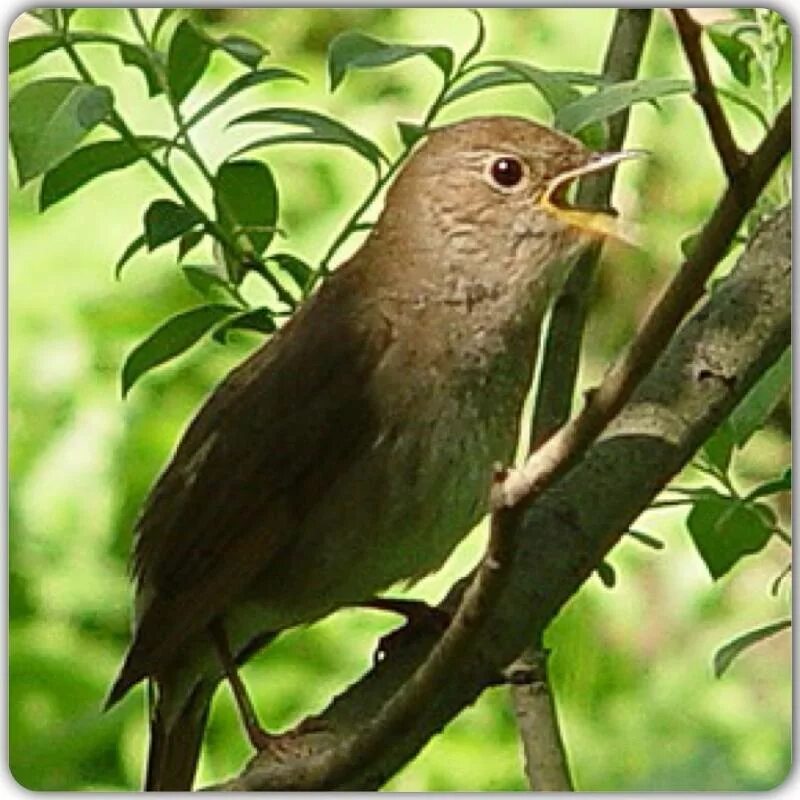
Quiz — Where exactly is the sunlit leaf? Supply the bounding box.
[713,618,791,677]
[9,33,62,72]
[328,30,453,91]
[181,68,305,132]
[9,79,114,185]
[143,199,203,250]
[230,107,387,169]
[40,137,167,210]
[686,493,773,580]
[121,304,237,396]
[554,78,692,134]
[213,160,279,256]
[167,20,212,103]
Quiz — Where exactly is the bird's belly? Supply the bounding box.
[243,396,518,632]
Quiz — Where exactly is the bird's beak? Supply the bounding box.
[538,149,647,246]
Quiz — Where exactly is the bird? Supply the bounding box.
[106,115,634,790]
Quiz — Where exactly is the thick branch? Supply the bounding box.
[671,8,746,179]
[213,204,791,791]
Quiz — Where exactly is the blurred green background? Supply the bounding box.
[8,7,791,791]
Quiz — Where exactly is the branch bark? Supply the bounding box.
[211,202,791,791]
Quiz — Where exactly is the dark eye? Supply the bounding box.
[490,156,524,188]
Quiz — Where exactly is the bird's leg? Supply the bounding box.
[208,620,273,751]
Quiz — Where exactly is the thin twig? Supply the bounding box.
[672,9,747,179]
[501,100,790,512]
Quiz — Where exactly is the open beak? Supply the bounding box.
[538,150,647,246]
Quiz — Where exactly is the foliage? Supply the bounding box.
[8,7,791,791]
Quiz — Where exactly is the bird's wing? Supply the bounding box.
[120,269,394,686]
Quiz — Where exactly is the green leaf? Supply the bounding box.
[554,78,692,134]
[627,529,665,550]
[708,28,754,85]
[121,304,237,396]
[214,160,279,256]
[328,31,453,91]
[443,66,604,107]
[461,9,487,68]
[115,233,146,278]
[143,199,203,250]
[230,107,387,169]
[269,253,314,294]
[152,8,178,46]
[181,265,232,299]
[39,137,167,210]
[9,78,114,185]
[212,307,276,343]
[686,493,773,580]
[9,33,62,72]
[727,348,790,447]
[702,419,735,474]
[217,35,267,69]
[167,20,212,103]
[118,42,164,97]
[713,618,791,677]
[178,229,205,262]
[181,68,305,132]
[596,561,616,588]
[397,120,426,149]
[488,60,582,114]
[745,468,791,502]
[27,9,58,28]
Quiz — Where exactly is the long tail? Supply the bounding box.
[145,681,213,791]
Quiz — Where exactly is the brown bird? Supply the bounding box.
[106,115,633,790]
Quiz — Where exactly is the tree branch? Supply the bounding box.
[671,8,747,179]
[211,200,791,790]
[500,100,790,510]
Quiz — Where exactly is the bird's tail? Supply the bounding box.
[145,681,213,791]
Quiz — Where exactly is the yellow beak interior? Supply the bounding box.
[538,150,645,246]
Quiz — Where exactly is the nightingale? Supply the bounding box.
[106,115,633,790]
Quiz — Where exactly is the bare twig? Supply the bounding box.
[501,100,790,511]
[671,8,747,179]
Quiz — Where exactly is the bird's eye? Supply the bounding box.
[489,156,525,189]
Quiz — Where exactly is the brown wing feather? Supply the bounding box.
[119,266,393,688]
